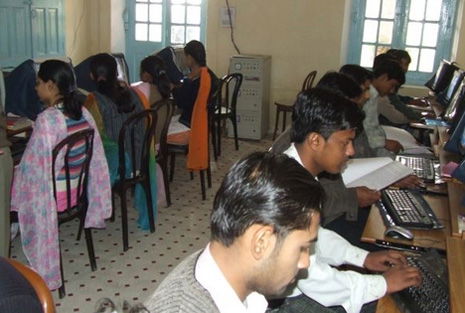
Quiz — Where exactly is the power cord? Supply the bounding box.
[225,0,241,55]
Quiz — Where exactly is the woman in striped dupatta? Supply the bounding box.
[10,60,111,290]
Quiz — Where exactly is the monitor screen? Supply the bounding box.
[444,80,465,123]
[438,69,465,107]
[425,60,458,93]
[445,107,465,156]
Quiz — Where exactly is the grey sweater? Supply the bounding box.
[144,250,220,313]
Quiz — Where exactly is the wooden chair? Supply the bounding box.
[112,109,157,252]
[301,70,317,92]
[51,129,96,298]
[153,99,175,207]
[6,258,56,313]
[211,73,243,157]
[272,70,317,140]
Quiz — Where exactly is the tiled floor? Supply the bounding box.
[10,136,272,313]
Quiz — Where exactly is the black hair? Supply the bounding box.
[372,58,405,85]
[211,151,323,247]
[140,55,171,99]
[38,60,82,120]
[184,40,206,67]
[316,72,362,100]
[90,53,134,113]
[386,49,412,64]
[339,64,374,85]
[290,87,365,143]
[373,53,396,69]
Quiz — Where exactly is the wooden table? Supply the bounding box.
[361,193,450,250]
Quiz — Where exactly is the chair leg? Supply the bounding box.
[199,170,206,200]
[231,116,239,150]
[84,228,97,271]
[217,118,222,157]
[273,108,280,140]
[120,190,129,252]
[190,171,194,180]
[210,118,218,161]
[169,152,176,182]
[282,111,287,132]
[160,160,171,207]
[76,214,85,241]
[143,179,156,233]
[58,248,66,298]
[207,166,212,188]
[109,192,116,222]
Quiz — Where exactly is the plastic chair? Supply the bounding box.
[51,129,96,298]
[112,109,157,252]
[211,73,243,157]
[6,258,56,313]
[273,70,317,140]
[153,99,175,207]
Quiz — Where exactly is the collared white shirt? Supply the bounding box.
[363,85,387,150]
[195,244,268,313]
[283,144,387,313]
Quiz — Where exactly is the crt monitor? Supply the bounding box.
[444,80,465,127]
[437,68,465,108]
[444,106,465,156]
[425,60,459,93]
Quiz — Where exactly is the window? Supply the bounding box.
[347,0,459,85]
[133,0,204,45]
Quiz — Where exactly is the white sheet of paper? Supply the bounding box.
[342,157,414,190]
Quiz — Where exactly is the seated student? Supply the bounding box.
[0,102,12,258]
[373,53,420,128]
[385,49,424,120]
[10,60,111,290]
[274,88,421,313]
[313,72,381,246]
[139,55,172,106]
[144,152,323,313]
[85,53,157,230]
[363,58,405,158]
[171,40,219,127]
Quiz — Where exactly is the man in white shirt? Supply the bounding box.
[272,88,421,313]
[145,152,324,313]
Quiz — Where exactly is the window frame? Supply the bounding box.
[347,0,459,85]
[132,0,207,47]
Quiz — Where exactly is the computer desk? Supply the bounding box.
[361,127,465,313]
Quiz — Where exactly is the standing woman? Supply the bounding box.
[10,60,111,290]
[84,53,157,230]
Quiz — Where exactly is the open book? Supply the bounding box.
[342,157,414,190]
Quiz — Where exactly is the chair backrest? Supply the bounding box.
[153,98,175,158]
[5,258,56,313]
[52,129,95,214]
[269,127,291,154]
[118,109,157,181]
[301,70,317,92]
[218,73,243,114]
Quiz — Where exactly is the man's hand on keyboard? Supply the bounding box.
[356,187,381,208]
[363,250,407,272]
[383,265,423,294]
[393,175,422,189]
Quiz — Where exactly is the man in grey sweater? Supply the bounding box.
[144,152,324,313]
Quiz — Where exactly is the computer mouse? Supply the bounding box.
[384,225,414,240]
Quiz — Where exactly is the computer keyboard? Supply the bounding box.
[381,189,443,229]
[396,156,436,181]
[393,250,449,313]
